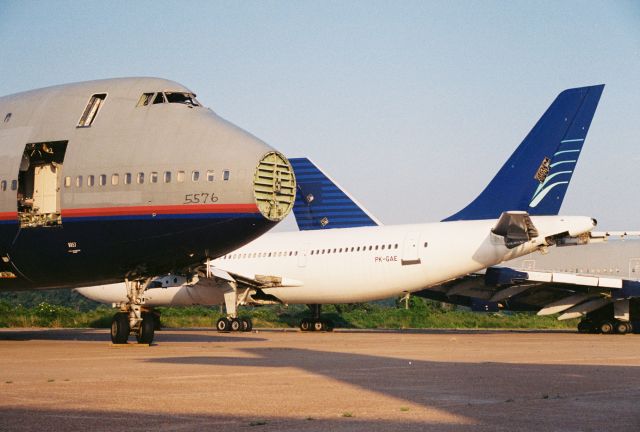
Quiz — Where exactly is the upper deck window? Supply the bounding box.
[77,93,106,127]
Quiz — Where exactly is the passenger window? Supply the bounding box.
[0,180,6,191]
[137,93,154,107]
[150,172,158,183]
[99,174,106,186]
[137,172,144,184]
[152,93,166,104]
[223,170,230,181]
[124,173,132,185]
[76,176,83,188]
[381,245,385,250]
[111,174,119,185]
[77,93,107,127]
[4,113,11,123]
[87,175,95,187]
[164,171,171,183]
[177,171,185,183]
[192,170,200,182]
[64,177,71,188]
[10,180,17,191]
[207,170,214,182]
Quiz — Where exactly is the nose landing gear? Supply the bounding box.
[110,278,156,344]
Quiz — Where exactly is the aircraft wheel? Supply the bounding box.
[216,317,230,332]
[322,320,334,332]
[313,320,324,332]
[577,321,591,333]
[600,320,614,335]
[616,321,631,335]
[111,313,130,344]
[230,318,242,332]
[136,312,155,344]
[300,319,311,332]
[242,319,253,332]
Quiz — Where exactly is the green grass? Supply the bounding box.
[0,298,577,330]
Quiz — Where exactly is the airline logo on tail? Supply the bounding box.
[529,138,583,208]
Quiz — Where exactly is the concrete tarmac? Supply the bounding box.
[1,328,639,431]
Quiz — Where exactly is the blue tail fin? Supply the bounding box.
[289,158,381,230]
[443,85,604,221]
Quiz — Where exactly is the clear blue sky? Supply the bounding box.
[1,1,639,230]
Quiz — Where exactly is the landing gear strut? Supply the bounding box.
[299,304,333,332]
[110,278,155,344]
[214,281,253,332]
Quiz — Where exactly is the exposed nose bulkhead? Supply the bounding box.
[253,151,296,222]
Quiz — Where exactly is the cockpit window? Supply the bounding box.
[152,92,166,104]
[165,92,200,106]
[137,93,154,107]
[139,91,200,107]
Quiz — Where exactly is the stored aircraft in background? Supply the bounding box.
[414,234,640,334]
[76,85,602,332]
[0,77,296,343]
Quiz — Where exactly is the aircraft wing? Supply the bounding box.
[415,263,640,319]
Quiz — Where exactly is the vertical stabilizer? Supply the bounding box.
[444,85,604,221]
[289,158,381,230]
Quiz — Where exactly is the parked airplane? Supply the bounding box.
[413,234,640,334]
[0,77,296,343]
[76,85,601,332]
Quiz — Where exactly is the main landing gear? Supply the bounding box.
[299,304,334,332]
[216,317,253,333]
[215,280,253,332]
[110,278,156,344]
[577,301,635,335]
[577,319,633,335]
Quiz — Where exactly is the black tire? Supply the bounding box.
[136,313,155,344]
[577,321,591,333]
[111,313,130,344]
[153,313,162,331]
[216,317,230,332]
[616,321,631,334]
[600,320,614,335]
[313,320,324,332]
[230,318,242,332]
[300,319,310,332]
[323,320,334,332]
[242,319,253,332]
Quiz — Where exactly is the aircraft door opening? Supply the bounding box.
[401,232,421,266]
[17,141,68,228]
[298,244,309,268]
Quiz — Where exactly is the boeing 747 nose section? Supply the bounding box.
[0,77,295,292]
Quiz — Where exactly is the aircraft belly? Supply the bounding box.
[8,215,274,289]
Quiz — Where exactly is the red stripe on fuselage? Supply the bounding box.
[0,212,17,221]
[61,203,260,218]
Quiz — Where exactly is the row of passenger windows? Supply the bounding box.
[62,169,231,188]
[222,242,429,260]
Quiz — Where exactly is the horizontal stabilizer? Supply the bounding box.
[289,158,381,230]
[491,211,538,249]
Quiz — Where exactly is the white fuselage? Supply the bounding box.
[77,215,595,306]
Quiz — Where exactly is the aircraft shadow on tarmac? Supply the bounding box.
[0,328,266,343]
[145,347,640,430]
